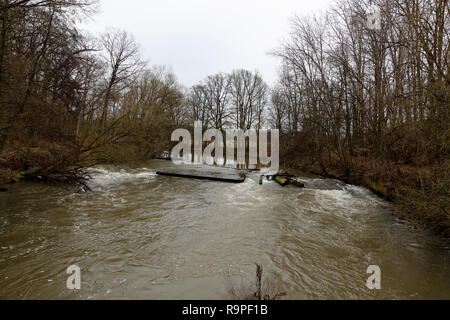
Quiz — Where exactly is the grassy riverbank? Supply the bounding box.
[281,153,449,240]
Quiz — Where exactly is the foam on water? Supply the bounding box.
[87,167,156,190]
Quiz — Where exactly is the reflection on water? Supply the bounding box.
[0,160,448,299]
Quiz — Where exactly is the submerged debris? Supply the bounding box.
[275,176,289,187]
[262,170,306,188]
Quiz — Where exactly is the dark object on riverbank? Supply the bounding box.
[273,176,305,188]
[155,151,172,161]
[275,176,289,186]
[156,168,245,183]
[0,187,7,192]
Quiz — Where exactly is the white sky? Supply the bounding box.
[83,0,334,87]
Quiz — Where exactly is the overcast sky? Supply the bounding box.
[83,0,334,87]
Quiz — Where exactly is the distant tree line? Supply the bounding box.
[187,70,268,132]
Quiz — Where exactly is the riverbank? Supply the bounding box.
[0,142,90,189]
[281,156,449,240]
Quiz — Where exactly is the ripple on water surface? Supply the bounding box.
[0,162,449,299]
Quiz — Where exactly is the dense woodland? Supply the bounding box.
[0,0,448,237]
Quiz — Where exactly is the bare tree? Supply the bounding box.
[229,69,268,130]
[100,28,144,127]
[203,73,231,131]
[188,84,209,131]
[269,86,287,132]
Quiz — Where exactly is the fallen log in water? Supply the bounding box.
[12,166,92,191]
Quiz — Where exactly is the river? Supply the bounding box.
[0,160,449,299]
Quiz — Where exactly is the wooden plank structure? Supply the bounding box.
[156,167,245,183]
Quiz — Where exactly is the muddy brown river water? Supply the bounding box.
[0,160,449,299]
